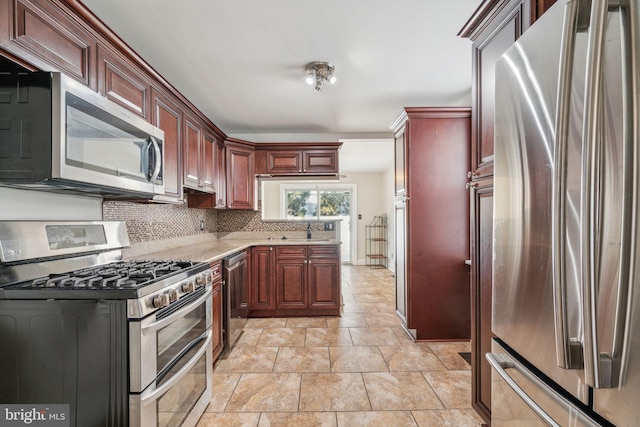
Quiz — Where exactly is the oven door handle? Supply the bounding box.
[141,288,212,333]
[140,329,212,406]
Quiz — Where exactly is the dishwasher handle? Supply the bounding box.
[224,250,247,268]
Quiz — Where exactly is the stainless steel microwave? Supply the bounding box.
[0,71,164,198]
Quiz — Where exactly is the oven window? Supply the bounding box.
[156,350,207,427]
[156,295,207,375]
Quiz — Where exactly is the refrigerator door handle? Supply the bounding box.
[581,0,633,389]
[486,352,561,427]
[552,0,583,371]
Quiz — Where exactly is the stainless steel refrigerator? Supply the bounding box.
[491,0,640,425]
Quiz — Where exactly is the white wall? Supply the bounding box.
[0,188,102,220]
[382,166,395,274]
[338,172,393,265]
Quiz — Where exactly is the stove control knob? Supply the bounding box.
[206,271,214,283]
[196,274,205,287]
[151,293,170,309]
[181,280,196,293]
[167,289,178,302]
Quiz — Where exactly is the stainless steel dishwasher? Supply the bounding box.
[222,250,249,353]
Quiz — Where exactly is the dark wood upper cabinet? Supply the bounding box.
[265,151,303,174]
[459,0,531,179]
[255,143,341,176]
[393,123,407,196]
[202,131,216,193]
[151,87,183,202]
[183,113,203,190]
[225,139,255,210]
[182,113,217,194]
[0,0,96,88]
[97,44,150,119]
[215,140,226,208]
[302,150,338,174]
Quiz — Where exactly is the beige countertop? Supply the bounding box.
[125,236,341,264]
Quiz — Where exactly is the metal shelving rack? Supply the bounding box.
[365,214,388,268]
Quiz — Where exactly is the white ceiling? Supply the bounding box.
[80,0,481,173]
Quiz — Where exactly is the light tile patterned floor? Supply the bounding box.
[197,265,484,427]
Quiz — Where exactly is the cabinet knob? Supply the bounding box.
[467,171,478,179]
[466,182,478,189]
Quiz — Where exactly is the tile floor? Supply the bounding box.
[196,265,484,427]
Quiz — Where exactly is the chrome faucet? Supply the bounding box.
[307,222,312,239]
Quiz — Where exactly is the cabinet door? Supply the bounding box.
[226,142,255,209]
[394,197,408,326]
[275,246,307,310]
[308,258,340,310]
[215,141,226,208]
[211,278,223,362]
[1,0,96,88]
[470,0,529,178]
[183,114,202,190]
[394,126,407,195]
[302,150,338,174]
[251,246,275,310]
[202,131,216,193]
[97,45,149,119]
[470,176,493,422]
[151,87,182,201]
[266,151,302,174]
[276,260,307,309]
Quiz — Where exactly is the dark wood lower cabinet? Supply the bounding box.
[210,261,223,363]
[250,245,340,317]
[470,177,493,423]
[308,245,341,311]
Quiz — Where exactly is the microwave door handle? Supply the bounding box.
[148,135,162,182]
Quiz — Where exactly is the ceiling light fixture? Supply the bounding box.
[305,61,336,91]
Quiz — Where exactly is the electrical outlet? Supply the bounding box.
[324,222,334,231]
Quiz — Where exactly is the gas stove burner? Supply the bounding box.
[14,259,199,291]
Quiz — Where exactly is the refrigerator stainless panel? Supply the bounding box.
[592,2,640,424]
[489,339,602,427]
[493,0,590,404]
[495,0,633,421]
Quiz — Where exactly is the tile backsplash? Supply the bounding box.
[103,201,326,244]
[102,201,216,244]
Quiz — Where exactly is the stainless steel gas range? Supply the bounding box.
[0,221,213,427]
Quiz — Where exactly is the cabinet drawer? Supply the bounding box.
[308,245,339,258]
[276,246,307,259]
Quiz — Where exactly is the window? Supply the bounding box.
[285,189,350,220]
